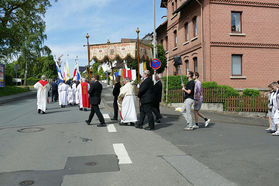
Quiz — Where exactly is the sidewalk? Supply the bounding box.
[0,90,36,105]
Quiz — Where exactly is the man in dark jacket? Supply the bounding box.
[112,75,121,120]
[85,75,106,127]
[51,78,58,102]
[152,75,162,123]
[136,70,155,130]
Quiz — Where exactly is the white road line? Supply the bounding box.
[113,143,132,164]
[107,124,117,132]
[103,113,110,119]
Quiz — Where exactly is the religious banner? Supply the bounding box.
[89,42,152,63]
[0,64,5,88]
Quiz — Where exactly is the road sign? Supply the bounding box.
[150,58,161,70]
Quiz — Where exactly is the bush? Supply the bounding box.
[161,75,188,90]
[219,85,240,97]
[27,77,40,85]
[202,81,218,88]
[4,73,13,85]
[243,89,260,97]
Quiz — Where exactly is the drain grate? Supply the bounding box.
[17,127,44,133]
[19,180,34,185]
[85,162,97,166]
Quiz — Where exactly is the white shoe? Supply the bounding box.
[193,125,199,129]
[205,119,210,127]
[184,126,194,131]
[272,131,279,136]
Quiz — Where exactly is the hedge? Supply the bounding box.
[26,77,40,85]
[161,75,188,90]
[243,89,260,97]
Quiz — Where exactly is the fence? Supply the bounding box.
[166,88,268,113]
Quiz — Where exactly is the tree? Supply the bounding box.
[126,44,167,78]
[0,0,56,57]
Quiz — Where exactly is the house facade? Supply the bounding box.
[158,0,279,89]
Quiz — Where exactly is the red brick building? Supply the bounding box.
[157,0,279,89]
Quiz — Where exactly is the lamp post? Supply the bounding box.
[86,33,91,83]
[136,27,140,84]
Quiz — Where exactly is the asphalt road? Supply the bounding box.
[0,83,278,186]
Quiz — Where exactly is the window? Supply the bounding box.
[232,55,242,75]
[175,0,177,10]
[185,23,189,41]
[160,39,163,46]
[185,60,189,73]
[174,30,177,47]
[193,17,198,37]
[165,36,168,51]
[172,2,174,12]
[193,57,198,72]
[231,12,242,32]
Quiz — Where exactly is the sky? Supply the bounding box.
[44,0,167,74]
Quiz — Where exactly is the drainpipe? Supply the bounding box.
[195,0,206,81]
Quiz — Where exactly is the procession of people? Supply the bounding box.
[34,68,212,131]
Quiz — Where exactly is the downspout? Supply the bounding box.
[195,0,206,81]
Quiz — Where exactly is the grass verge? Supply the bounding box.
[0,86,30,97]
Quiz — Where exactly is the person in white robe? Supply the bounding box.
[72,80,77,105]
[68,84,74,105]
[77,78,90,111]
[74,81,80,105]
[58,80,69,108]
[34,75,50,114]
[118,77,138,125]
[58,82,62,106]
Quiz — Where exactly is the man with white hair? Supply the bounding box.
[77,78,90,111]
[34,75,50,114]
[136,70,155,130]
[118,77,137,125]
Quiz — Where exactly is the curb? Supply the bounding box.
[0,91,36,105]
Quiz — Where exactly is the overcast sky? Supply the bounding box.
[44,0,167,73]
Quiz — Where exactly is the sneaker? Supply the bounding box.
[184,126,194,131]
[272,131,279,136]
[193,125,199,129]
[265,128,272,131]
[205,119,210,127]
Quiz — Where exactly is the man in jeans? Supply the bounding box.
[193,72,210,128]
[182,71,197,130]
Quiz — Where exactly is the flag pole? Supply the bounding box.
[136,27,140,84]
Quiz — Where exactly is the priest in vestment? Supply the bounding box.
[58,80,69,108]
[34,75,50,114]
[77,78,90,111]
[118,77,138,125]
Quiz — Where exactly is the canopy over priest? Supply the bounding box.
[34,75,50,114]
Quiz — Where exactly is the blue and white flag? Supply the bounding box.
[73,58,81,81]
[55,61,63,83]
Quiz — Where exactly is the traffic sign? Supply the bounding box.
[150,58,161,70]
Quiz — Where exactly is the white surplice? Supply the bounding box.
[72,83,77,104]
[34,81,50,112]
[68,87,74,104]
[118,82,138,123]
[58,83,69,106]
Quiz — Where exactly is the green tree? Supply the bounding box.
[0,0,57,57]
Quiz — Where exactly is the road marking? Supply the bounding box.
[103,113,110,119]
[113,143,132,164]
[107,124,117,132]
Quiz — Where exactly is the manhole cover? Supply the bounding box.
[17,127,45,133]
[85,162,97,166]
[19,180,34,185]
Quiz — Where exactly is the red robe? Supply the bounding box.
[81,82,90,108]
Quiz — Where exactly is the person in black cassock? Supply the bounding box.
[152,75,162,123]
[85,75,106,127]
[51,78,58,102]
[111,75,121,120]
[136,70,155,130]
